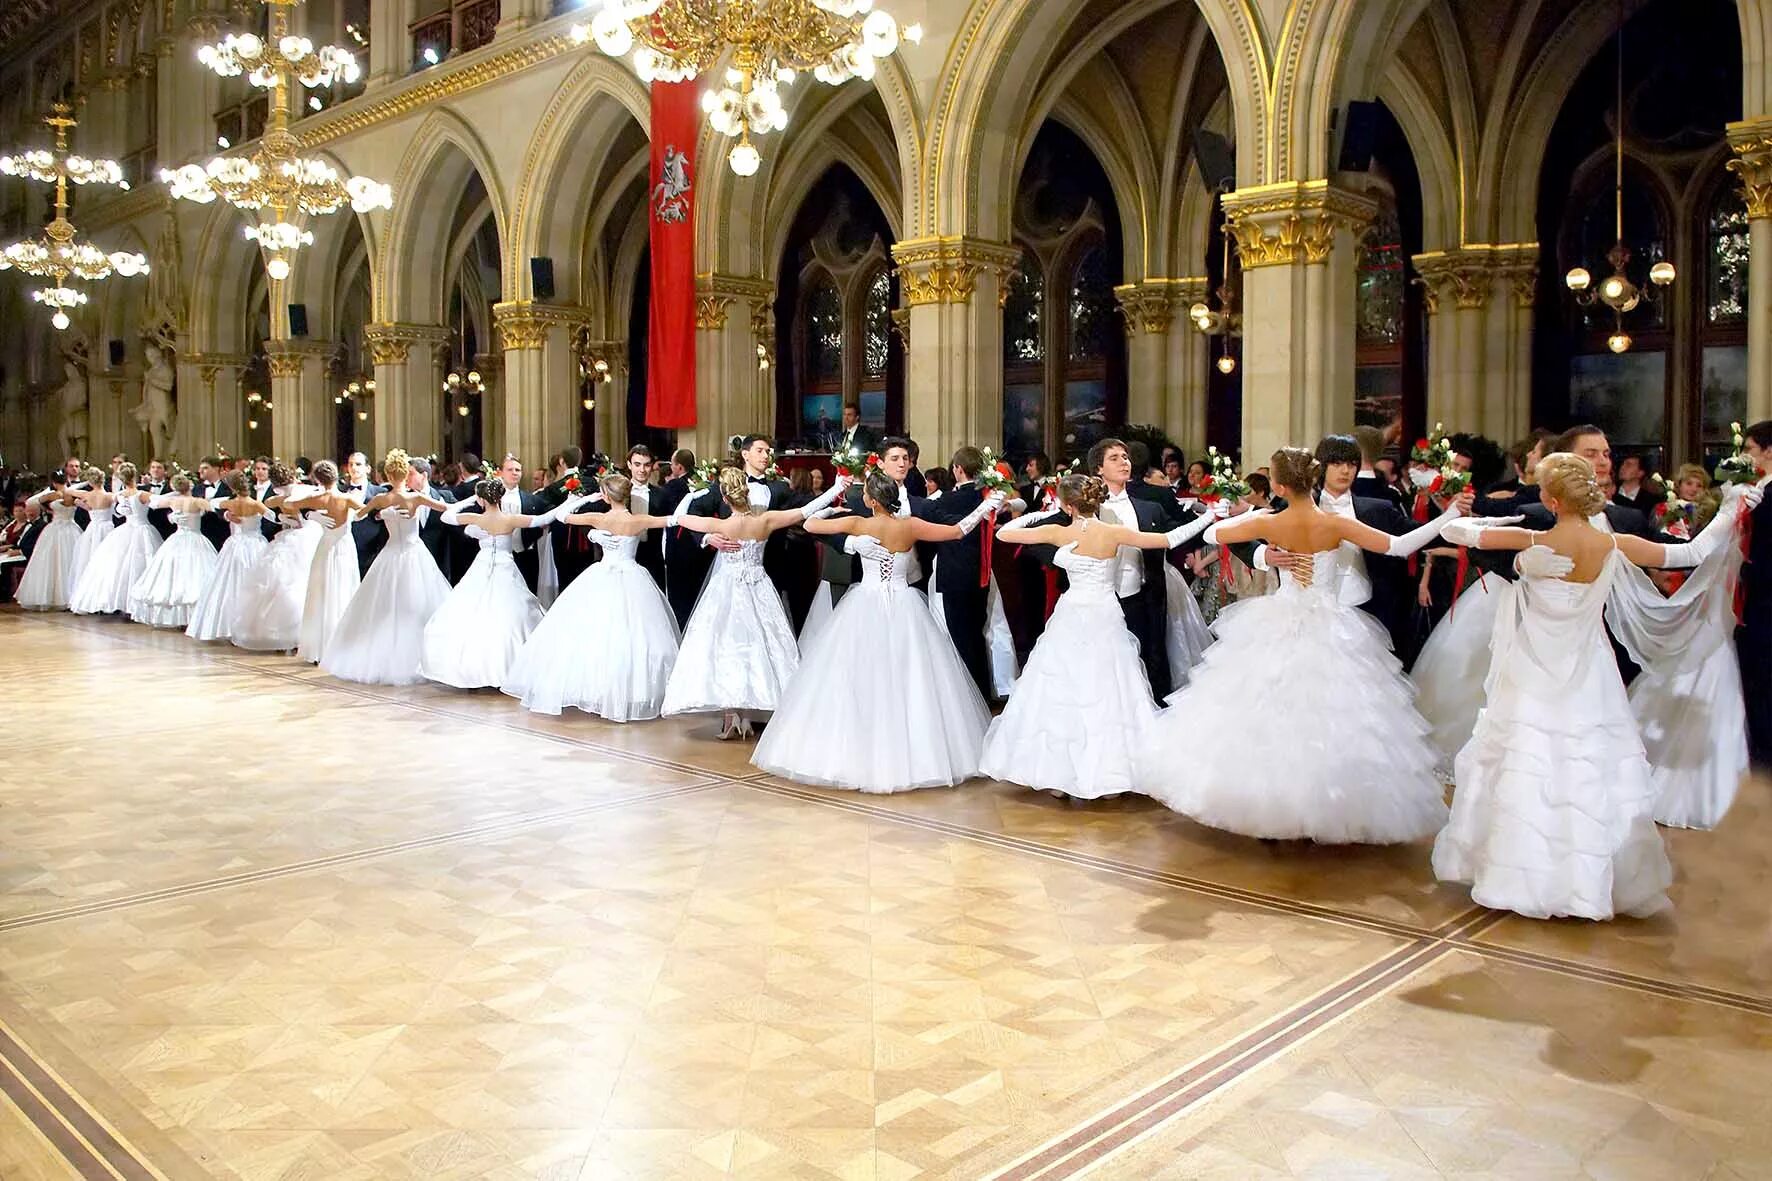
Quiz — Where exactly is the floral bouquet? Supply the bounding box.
[1651,476,1697,537]
[1716,421,1759,486]
[976,446,1018,496]
[830,443,878,481]
[1412,423,1470,497]
[1196,446,1250,503]
[686,458,723,493]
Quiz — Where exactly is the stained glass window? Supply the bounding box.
[1003,257,1044,365]
[1357,208,1405,347]
[1706,190,1750,322]
[803,275,842,382]
[862,269,890,378]
[1067,245,1113,362]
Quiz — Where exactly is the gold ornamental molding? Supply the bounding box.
[266,352,306,379]
[264,338,332,376]
[1111,278,1208,336]
[890,236,1022,307]
[492,301,589,351]
[695,273,773,331]
[185,351,250,390]
[1412,244,1539,314]
[1220,180,1377,269]
[364,321,452,365]
[1726,118,1772,220]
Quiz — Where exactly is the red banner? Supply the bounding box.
[646,80,698,428]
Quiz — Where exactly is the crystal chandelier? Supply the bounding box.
[162,0,391,281]
[1562,0,1673,354]
[0,103,148,330]
[570,0,919,176]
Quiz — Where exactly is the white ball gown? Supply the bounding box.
[928,558,1020,698]
[1410,571,1506,772]
[420,522,544,689]
[296,509,362,665]
[185,513,269,641]
[128,509,220,628]
[16,499,83,610]
[1163,562,1214,687]
[321,507,450,685]
[1139,547,1448,843]
[503,529,680,719]
[755,536,991,792]
[231,499,323,651]
[661,538,799,717]
[1433,540,1672,919]
[981,538,1155,797]
[68,494,162,615]
[65,501,114,596]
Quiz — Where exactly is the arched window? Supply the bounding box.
[1700,183,1750,456]
[1003,253,1045,459]
[1355,192,1406,432]
[858,267,891,430]
[1063,241,1114,458]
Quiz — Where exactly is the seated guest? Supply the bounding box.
[1612,452,1661,516]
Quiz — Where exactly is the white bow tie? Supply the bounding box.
[1320,491,1354,515]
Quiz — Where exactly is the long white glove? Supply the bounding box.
[996,507,1062,538]
[529,493,596,530]
[1202,507,1268,545]
[1659,483,1762,568]
[1515,544,1575,579]
[1384,504,1464,558]
[1440,515,1526,548]
[1164,499,1229,548]
[798,476,851,521]
[956,491,1007,536]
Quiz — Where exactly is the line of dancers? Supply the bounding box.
[12,429,1764,926]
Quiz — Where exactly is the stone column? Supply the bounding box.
[683,275,774,460]
[1113,276,1210,455]
[492,302,586,469]
[175,352,248,464]
[1728,119,1772,424]
[890,237,1021,465]
[266,338,335,462]
[497,0,552,37]
[157,25,217,169]
[1222,181,1375,467]
[366,0,408,89]
[1413,244,1537,445]
[364,322,450,460]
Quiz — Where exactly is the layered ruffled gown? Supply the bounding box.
[186,513,270,641]
[1139,547,1448,844]
[662,538,798,717]
[128,510,219,628]
[1410,571,1507,773]
[503,529,679,720]
[68,495,161,616]
[420,524,545,689]
[1433,541,1671,919]
[231,500,323,652]
[65,502,113,597]
[755,536,990,791]
[321,508,448,685]
[16,499,83,610]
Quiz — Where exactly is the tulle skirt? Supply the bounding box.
[420,551,544,689]
[799,582,837,655]
[930,565,1019,698]
[1434,652,1671,920]
[1411,572,1505,772]
[231,524,322,651]
[662,562,799,716]
[982,589,1154,797]
[68,522,162,615]
[320,541,448,685]
[186,531,269,641]
[755,581,990,792]
[1630,631,1747,831]
[128,531,220,628]
[65,517,113,598]
[1164,563,1213,688]
[1139,587,1449,843]
[504,558,679,720]
[297,533,362,665]
[16,518,83,610]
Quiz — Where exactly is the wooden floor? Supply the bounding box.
[3,607,1770,1180]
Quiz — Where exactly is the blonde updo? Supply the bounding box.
[1270,447,1320,496]
[382,448,412,484]
[600,473,632,507]
[80,465,106,486]
[116,462,138,486]
[170,473,193,494]
[1535,451,1606,517]
[718,465,753,514]
[310,459,337,489]
[1058,473,1109,517]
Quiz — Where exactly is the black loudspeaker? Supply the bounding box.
[1337,100,1380,173]
[288,303,309,337]
[108,339,125,366]
[530,257,555,300]
[1192,129,1236,193]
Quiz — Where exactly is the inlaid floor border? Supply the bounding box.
[0,1020,163,1181]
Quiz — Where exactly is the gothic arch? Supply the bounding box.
[1377,65,1461,250]
[188,200,261,353]
[378,107,510,322]
[754,102,904,284]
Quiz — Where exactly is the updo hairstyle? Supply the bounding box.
[381,448,412,485]
[310,459,338,489]
[1270,447,1321,496]
[718,465,752,513]
[863,469,900,514]
[1058,473,1109,516]
[600,473,633,507]
[1534,452,1607,518]
[474,477,505,506]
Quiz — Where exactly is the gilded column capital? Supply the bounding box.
[1111,278,1208,335]
[491,302,588,351]
[891,236,1022,306]
[696,273,774,331]
[365,322,450,365]
[186,351,250,389]
[1221,181,1377,268]
[1726,117,1772,219]
[1411,244,1540,313]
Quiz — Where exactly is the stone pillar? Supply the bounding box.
[890,237,1021,465]
[174,352,248,464]
[1412,245,1537,445]
[492,302,585,469]
[1728,119,1772,424]
[364,322,450,460]
[366,0,408,89]
[1114,277,1210,456]
[157,27,217,168]
[497,0,551,36]
[1221,181,1374,468]
[682,275,774,460]
[266,338,335,462]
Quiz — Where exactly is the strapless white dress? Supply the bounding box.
[297,509,362,665]
[186,514,270,641]
[231,498,323,651]
[983,538,1155,797]
[662,538,799,716]
[69,495,162,616]
[1411,571,1506,772]
[503,529,680,720]
[65,503,114,598]
[421,525,544,689]
[322,508,450,685]
[1140,547,1448,844]
[16,500,82,610]
[755,536,990,792]
[129,510,219,628]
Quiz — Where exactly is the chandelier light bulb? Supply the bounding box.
[51,310,69,330]
[1650,260,1675,286]
[266,255,290,280]
[729,140,761,176]
[335,394,343,404]
[1600,275,1627,301]
[358,410,368,421]
[1216,354,1236,374]
[1564,266,1591,293]
[457,404,469,417]
[1607,331,1632,354]
[582,397,595,410]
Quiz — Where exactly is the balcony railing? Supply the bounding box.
[409,0,501,70]
[213,94,267,150]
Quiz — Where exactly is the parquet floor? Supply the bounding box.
[3,608,1770,1179]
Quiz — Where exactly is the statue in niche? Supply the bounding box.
[133,339,177,462]
[56,341,90,461]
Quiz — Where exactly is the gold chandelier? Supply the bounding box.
[1188,208,1241,375]
[0,103,148,330]
[162,0,391,281]
[1562,0,1673,354]
[571,0,919,176]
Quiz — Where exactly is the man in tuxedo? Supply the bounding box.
[188,456,232,549]
[338,450,389,575]
[106,453,126,493]
[1737,420,1772,767]
[1352,426,1406,511]
[250,456,274,502]
[833,403,876,456]
[659,448,706,629]
[536,446,593,591]
[578,446,668,591]
[1086,438,1194,702]
[816,437,928,610]
[903,438,929,498]
[487,453,545,592]
[916,446,1006,701]
[139,459,174,538]
[406,456,456,577]
[1514,426,1656,540]
[691,434,795,569]
[452,452,483,501]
